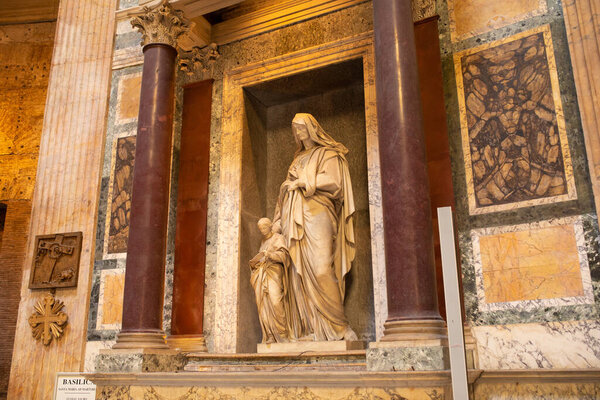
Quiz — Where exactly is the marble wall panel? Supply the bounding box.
[115,73,141,125]
[104,134,136,256]
[447,0,547,42]
[473,320,600,369]
[436,0,600,371]
[97,268,125,329]
[455,25,577,215]
[472,216,594,311]
[125,386,446,400]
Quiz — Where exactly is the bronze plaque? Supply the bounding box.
[29,232,82,289]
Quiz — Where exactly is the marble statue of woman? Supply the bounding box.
[273,113,358,341]
[249,218,290,343]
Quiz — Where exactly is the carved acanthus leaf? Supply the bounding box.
[130,0,190,48]
[179,43,220,77]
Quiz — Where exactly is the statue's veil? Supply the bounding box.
[292,113,348,156]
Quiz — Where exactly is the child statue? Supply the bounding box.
[249,218,290,343]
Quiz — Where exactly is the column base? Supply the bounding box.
[367,319,449,371]
[113,331,169,349]
[380,319,448,343]
[167,334,208,353]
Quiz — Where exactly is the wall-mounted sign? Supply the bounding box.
[54,373,96,400]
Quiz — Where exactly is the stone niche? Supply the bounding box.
[215,35,384,354]
[237,58,375,351]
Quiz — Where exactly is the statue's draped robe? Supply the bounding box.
[250,233,290,343]
[276,146,356,341]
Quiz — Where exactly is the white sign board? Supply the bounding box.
[54,373,96,400]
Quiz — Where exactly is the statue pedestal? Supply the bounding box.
[257,340,365,353]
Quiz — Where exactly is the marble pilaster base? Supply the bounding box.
[112,331,169,349]
[167,334,208,353]
[257,340,365,353]
[95,348,185,373]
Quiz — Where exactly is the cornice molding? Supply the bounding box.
[211,0,368,45]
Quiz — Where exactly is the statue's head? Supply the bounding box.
[257,218,272,236]
[291,113,349,156]
[292,114,311,142]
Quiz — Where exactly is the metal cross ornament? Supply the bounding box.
[28,293,68,345]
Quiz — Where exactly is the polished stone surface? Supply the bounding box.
[95,349,185,373]
[472,216,594,311]
[367,346,449,371]
[373,0,442,327]
[119,43,178,337]
[473,320,600,369]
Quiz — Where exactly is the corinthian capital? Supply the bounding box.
[131,0,190,48]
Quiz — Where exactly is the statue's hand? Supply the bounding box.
[288,179,305,191]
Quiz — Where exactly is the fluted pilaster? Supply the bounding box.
[562,0,600,213]
[8,0,117,398]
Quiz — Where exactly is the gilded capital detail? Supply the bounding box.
[131,0,190,48]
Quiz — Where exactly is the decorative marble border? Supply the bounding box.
[455,24,577,215]
[103,130,136,260]
[471,215,594,312]
[216,32,386,352]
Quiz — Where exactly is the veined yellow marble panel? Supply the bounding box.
[480,224,583,303]
[98,269,125,328]
[447,0,546,42]
[115,73,141,124]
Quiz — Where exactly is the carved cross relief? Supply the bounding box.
[30,232,82,289]
[28,293,68,346]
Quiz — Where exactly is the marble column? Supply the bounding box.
[113,1,190,350]
[368,0,447,371]
[7,0,117,397]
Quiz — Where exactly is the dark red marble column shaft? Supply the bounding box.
[121,43,177,333]
[171,80,213,335]
[373,0,443,322]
